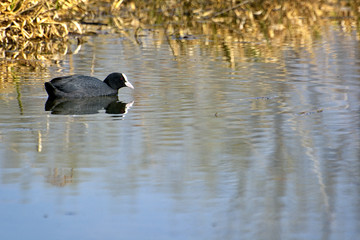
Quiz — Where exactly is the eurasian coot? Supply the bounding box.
[44,72,134,98]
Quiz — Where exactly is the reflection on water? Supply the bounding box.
[0,24,360,240]
[45,96,134,115]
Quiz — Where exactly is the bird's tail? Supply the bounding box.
[44,82,60,98]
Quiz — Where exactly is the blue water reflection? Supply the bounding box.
[0,26,359,240]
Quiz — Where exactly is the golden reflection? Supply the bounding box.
[0,0,359,66]
[46,168,74,187]
[37,130,42,152]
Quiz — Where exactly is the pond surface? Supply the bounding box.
[0,24,359,240]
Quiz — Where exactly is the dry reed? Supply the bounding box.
[0,0,358,61]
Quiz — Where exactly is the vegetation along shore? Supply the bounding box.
[0,0,359,62]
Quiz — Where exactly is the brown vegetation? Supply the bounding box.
[0,0,358,62]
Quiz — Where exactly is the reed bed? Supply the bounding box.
[0,0,359,62]
[1,0,82,42]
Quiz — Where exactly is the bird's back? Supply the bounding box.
[46,75,116,98]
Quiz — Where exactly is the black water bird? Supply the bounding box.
[44,73,134,98]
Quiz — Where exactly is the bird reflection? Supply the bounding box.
[45,96,134,115]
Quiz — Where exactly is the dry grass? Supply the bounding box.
[0,0,358,62]
[1,0,83,42]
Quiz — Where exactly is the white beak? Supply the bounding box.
[125,81,134,89]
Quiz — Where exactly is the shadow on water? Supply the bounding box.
[45,96,134,115]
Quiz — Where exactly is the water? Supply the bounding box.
[0,25,359,240]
